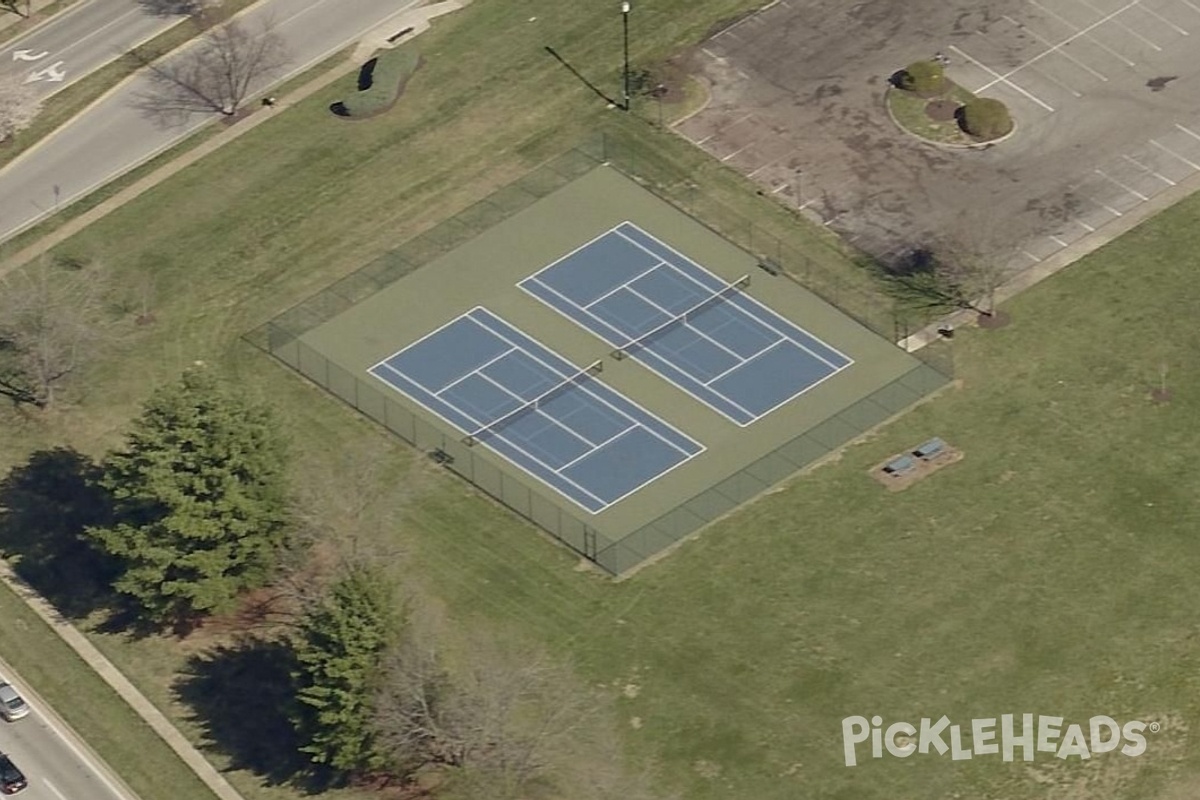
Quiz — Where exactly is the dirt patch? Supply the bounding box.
[977,309,1012,329]
[870,443,964,492]
[925,98,958,122]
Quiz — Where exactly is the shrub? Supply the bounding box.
[336,46,422,118]
[899,60,945,94]
[961,97,1013,140]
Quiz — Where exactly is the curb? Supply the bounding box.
[0,561,246,800]
[0,648,141,800]
[883,87,1017,151]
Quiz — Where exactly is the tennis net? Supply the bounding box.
[612,274,750,359]
[462,360,604,446]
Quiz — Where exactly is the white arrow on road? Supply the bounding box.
[24,61,67,83]
[12,49,49,61]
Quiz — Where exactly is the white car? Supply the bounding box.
[0,685,29,722]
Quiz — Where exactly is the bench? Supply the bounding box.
[883,454,916,475]
[913,437,946,459]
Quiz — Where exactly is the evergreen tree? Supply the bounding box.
[87,366,288,628]
[292,566,398,776]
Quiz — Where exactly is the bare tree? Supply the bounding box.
[0,256,111,408]
[372,630,595,797]
[0,72,42,141]
[928,210,1017,318]
[0,1,31,18]
[132,17,288,124]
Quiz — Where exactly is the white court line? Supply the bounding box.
[1094,167,1148,200]
[1136,2,1189,34]
[583,260,665,309]
[1072,0,1162,49]
[625,284,748,362]
[950,44,1055,111]
[1150,138,1200,170]
[1174,122,1200,142]
[433,346,517,396]
[1029,0,1137,66]
[476,300,701,457]
[978,0,1143,92]
[657,259,845,372]
[554,425,638,473]
[1123,153,1175,185]
[703,339,787,386]
[467,312,701,465]
[471,369,597,447]
[1000,15,1108,81]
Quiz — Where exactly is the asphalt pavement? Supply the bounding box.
[0,0,425,244]
[0,0,184,98]
[0,657,133,800]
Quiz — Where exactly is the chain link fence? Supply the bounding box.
[245,131,953,576]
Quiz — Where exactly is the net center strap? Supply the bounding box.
[463,360,604,444]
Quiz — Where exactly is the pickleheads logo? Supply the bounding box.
[842,714,1158,767]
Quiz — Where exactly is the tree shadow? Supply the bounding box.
[357,58,378,91]
[0,448,121,618]
[174,637,335,792]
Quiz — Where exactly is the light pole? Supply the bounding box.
[621,2,631,111]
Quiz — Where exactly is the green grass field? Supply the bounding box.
[3,0,1200,798]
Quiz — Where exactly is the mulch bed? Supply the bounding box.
[977,310,1012,329]
[925,98,959,122]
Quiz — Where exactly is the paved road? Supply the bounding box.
[0,0,184,98]
[0,0,424,244]
[0,662,132,800]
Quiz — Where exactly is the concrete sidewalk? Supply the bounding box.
[0,561,244,800]
[0,7,463,800]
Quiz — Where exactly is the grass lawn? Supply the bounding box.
[0,583,218,800]
[886,82,985,146]
[3,0,1200,799]
[335,45,421,118]
[0,0,261,174]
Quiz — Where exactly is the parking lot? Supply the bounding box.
[676,0,1200,270]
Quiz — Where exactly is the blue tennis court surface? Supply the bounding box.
[368,307,703,513]
[519,222,853,425]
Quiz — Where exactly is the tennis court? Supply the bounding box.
[519,222,853,425]
[369,307,703,513]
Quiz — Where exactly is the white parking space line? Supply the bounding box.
[1095,168,1148,200]
[1173,0,1200,14]
[1075,217,1096,232]
[1150,138,1200,170]
[1048,234,1070,247]
[1080,191,1124,216]
[1002,15,1109,81]
[1123,153,1176,185]
[1137,2,1190,34]
[1072,0,1163,50]
[1029,0,1137,66]
[950,45,1055,111]
[989,0,1144,91]
[1175,123,1200,142]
